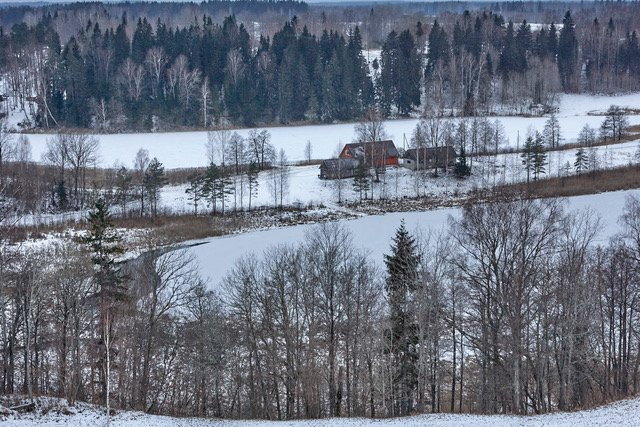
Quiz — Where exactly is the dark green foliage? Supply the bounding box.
[84,198,124,272]
[426,20,449,75]
[454,146,471,179]
[532,132,547,180]
[143,158,167,217]
[352,162,370,201]
[185,172,205,215]
[379,30,421,116]
[202,162,232,214]
[55,180,67,210]
[520,132,546,182]
[558,11,579,92]
[521,135,535,183]
[384,222,420,416]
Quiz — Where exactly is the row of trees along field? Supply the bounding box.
[3,7,640,130]
[2,196,640,419]
[0,104,630,218]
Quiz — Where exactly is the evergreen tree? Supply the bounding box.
[454,145,471,178]
[396,30,421,116]
[55,180,67,210]
[143,157,167,217]
[185,172,205,215]
[131,18,153,64]
[379,30,398,115]
[384,221,420,416]
[113,13,130,67]
[352,162,370,201]
[521,135,534,183]
[532,132,547,180]
[202,162,221,214]
[82,198,126,411]
[426,20,449,75]
[574,147,589,174]
[558,11,578,92]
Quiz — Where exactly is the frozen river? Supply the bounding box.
[189,188,640,287]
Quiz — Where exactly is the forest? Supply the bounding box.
[2,2,640,130]
[1,195,640,419]
[2,1,640,424]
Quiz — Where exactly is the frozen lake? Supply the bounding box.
[190,189,640,288]
[22,93,640,169]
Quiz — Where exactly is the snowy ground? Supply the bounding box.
[18,92,640,169]
[189,188,640,288]
[11,135,640,226]
[3,395,640,426]
[160,137,640,215]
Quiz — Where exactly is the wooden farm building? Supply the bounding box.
[402,146,457,171]
[319,158,360,180]
[339,140,399,168]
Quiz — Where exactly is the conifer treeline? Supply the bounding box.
[2,7,640,130]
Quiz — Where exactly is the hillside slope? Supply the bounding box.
[3,395,640,426]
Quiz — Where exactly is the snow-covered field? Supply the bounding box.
[189,188,640,287]
[3,395,640,426]
[19,93,640,169]
[159,136,640,215]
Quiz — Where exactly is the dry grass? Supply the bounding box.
[111,214,248,243]
[495,165,640,198]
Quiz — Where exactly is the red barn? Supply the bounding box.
[339,140,399,168]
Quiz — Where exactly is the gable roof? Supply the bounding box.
[320,158,360,173]
[341,140,399,159]
[405,145,457,162]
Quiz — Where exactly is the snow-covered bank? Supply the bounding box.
[20,93,640,169]
[3,395,640,426]
[190,188,640,287]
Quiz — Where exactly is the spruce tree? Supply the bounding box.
[396,29,421,116]
[185,172,205,215]
[143,157,167,217]
[384,221,420,416]
[352,162,370,201]
[521,135,534,183]
[558,11,578,92]
[83,198,126,413]
[202,162,220,214]
[574,147,589,174]
[532,132,547,181]
[454,145,471,178]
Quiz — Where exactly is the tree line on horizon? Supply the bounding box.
[2,6,640,131]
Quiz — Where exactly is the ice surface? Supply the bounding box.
[189,189,640,288]
[19,93,640,169]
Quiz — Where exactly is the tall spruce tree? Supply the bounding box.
[558,11,578,92]
[574,147,589,174]
[83,198,126,415]
[143,157,167,217]
[532,132,547,180]
[384,221,420,416]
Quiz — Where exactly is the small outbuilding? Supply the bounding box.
[319,158,361,180]
[402,146,457,171]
